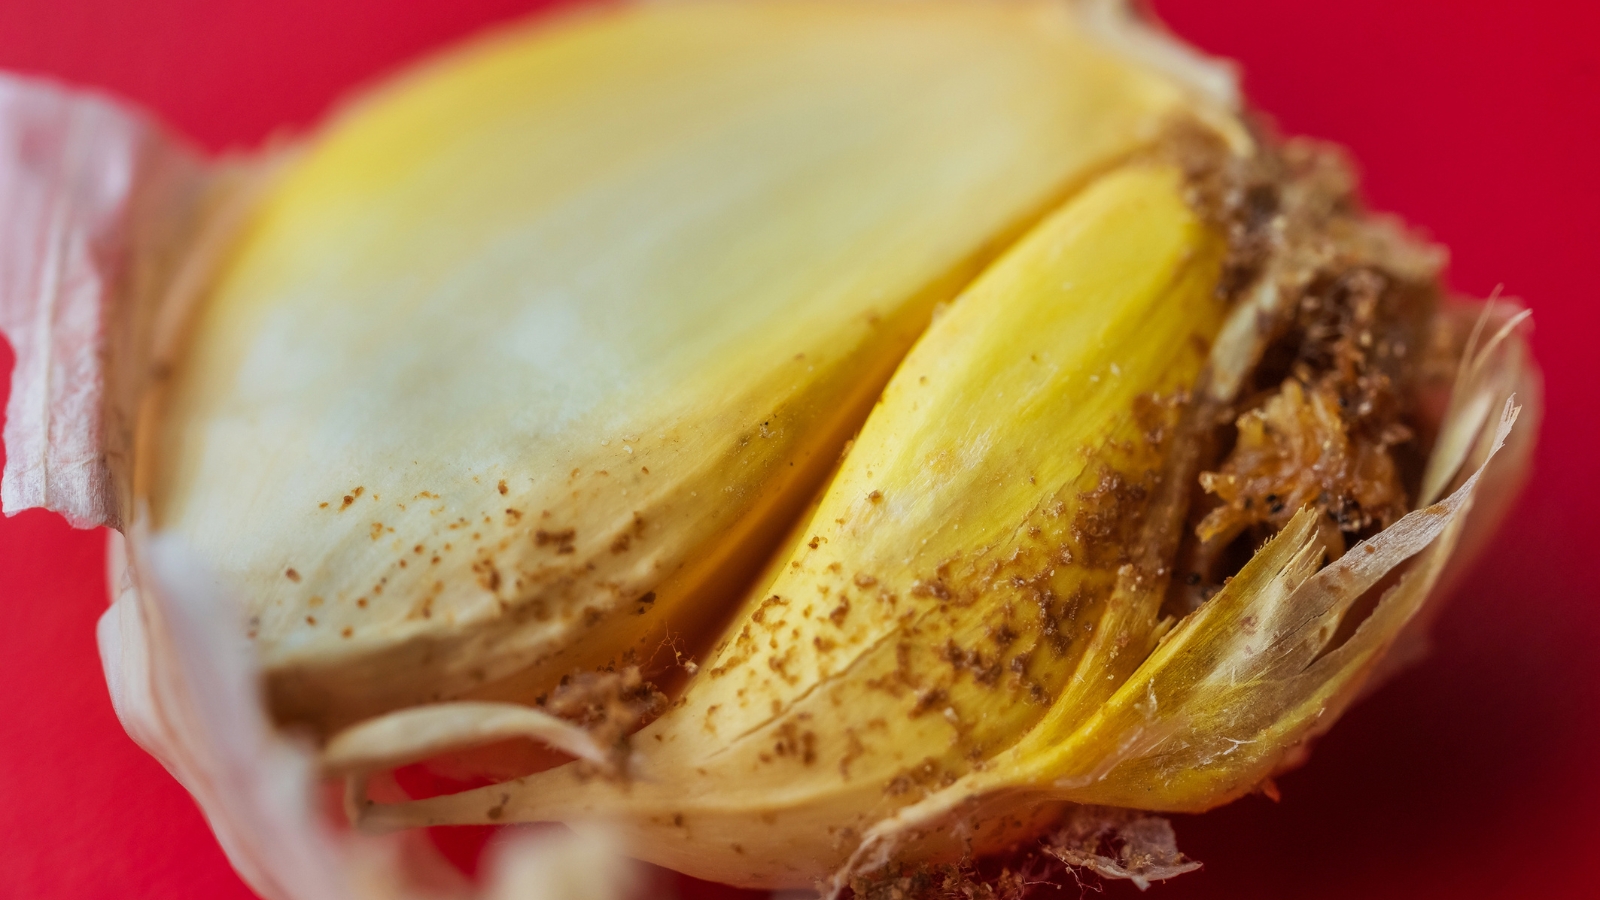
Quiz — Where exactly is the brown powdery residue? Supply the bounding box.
[940,639,1002,687]
[472,558,502,592]
[1197,377,1407,562]
[1070,469,1154,571]
[1186,208,1433,589]
[839,729,866,779]
[771,721,818,766]
[538,666,666,776]
[1164,125,1440,597]
[828,598,852,626]
[908,687,949,718]
[882,757,953,799]
[535,528,577,554]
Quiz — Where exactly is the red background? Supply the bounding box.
[1,1,1597,897]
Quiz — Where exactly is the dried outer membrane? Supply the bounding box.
[0,2,1539,900]
[0,78,206,529]
[845,806,1198,900]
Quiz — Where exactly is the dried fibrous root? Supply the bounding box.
[1042,807,1200,890]
[847,806,1199,900]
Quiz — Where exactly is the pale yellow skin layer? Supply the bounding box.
[376,164,1230,887]
[141,0,1215,731]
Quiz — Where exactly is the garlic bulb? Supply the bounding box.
[0,1,1538,898]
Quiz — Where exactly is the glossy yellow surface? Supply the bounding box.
[372,163,1231,888]
[143,0,1217,730]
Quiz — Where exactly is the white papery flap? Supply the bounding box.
[0,75,215,528]
[103,525,642,900]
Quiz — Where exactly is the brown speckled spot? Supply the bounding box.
[828,598,851,625]
[536,528,577,554]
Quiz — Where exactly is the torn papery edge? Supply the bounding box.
[0,74,638,900]
[104,528,643,900]
[0,75,191,527]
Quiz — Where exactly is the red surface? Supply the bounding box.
[0,1,1596,897]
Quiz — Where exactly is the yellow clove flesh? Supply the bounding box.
[357,163,1232,887]
[140,0,1236,733]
